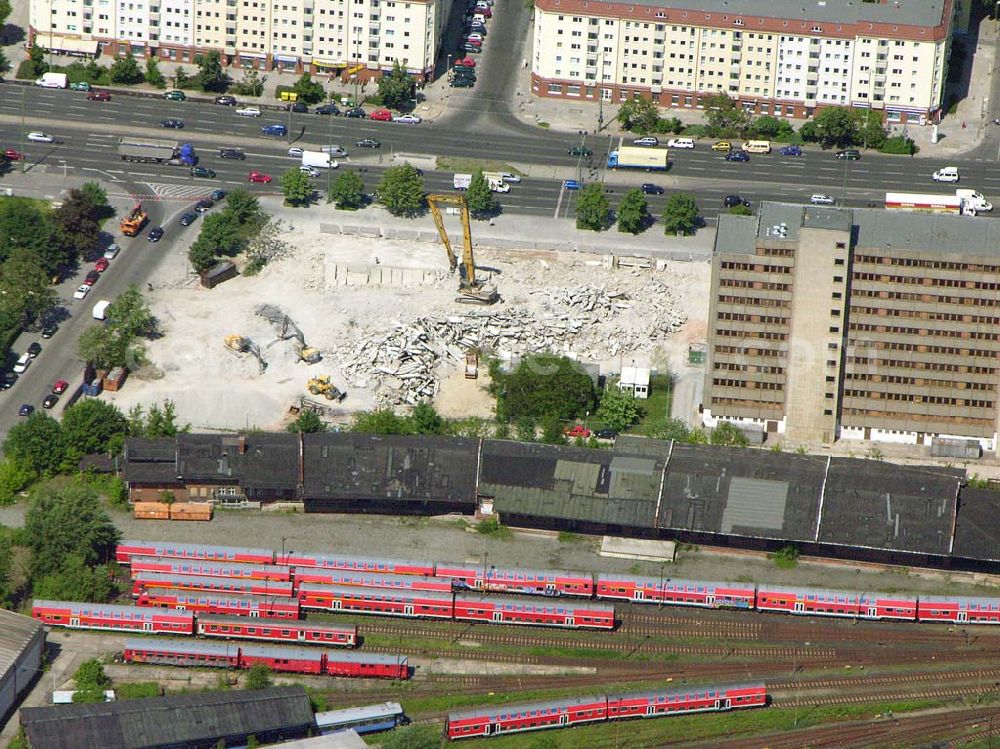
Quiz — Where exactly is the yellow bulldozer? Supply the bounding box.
[307,375,346,402]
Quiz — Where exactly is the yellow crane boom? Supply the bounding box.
[426,193,498,305]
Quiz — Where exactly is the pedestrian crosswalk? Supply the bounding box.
[142,182,216,200]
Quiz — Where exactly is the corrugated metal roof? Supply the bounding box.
[0,608,42,687]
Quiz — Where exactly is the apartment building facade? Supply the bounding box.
[28,0,452,78]
[531,0,959,123]
[704,204,1000,450]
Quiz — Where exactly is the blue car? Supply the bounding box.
[725,150,750,162]
[261,124,288,136]
[779,145,802,156]
[563,179,581,190]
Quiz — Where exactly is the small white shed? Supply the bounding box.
[618,367,650,399]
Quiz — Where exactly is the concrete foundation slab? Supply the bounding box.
[600,536,676,563]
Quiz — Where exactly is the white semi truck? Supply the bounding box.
[884,190,991,217]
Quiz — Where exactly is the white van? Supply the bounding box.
[93,300,111,320]
[35,72,68,89]
[742,140,771,154]
[667,138,695,149]
[932,166,959,183]
[472,13,487,23]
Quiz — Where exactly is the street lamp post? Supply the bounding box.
[19,87,27,174]
[327,110,335,200]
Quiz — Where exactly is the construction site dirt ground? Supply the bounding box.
[103,198,710,430]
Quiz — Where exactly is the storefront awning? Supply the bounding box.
[34,33,99,56]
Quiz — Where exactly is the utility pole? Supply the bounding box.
[327,111,334,200]
[19,86,26,174]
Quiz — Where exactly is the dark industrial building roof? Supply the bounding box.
[0,610,42,681]
[480,439,662,528]
[301,433,479,504]
[953,487,1000,562]
[816,460,962,555]
[656,444,825,542]
[20,685,315,749]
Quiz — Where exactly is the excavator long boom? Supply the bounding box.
[427,194,459,271]
[426,193,498,305]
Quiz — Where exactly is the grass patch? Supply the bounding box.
[437,156,522,175]
[631,375,673,436]
[557,531,584,544]
[770,545,800,569]
[537,122,550,129]
[115,682,162,700]
[476,516,513,540]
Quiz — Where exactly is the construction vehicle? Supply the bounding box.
[426,194,499,305]
[224,334,267,374]
[465,351,479,379]
[255,305,322,364]
[120,202,149,237]
[307,375,346,401]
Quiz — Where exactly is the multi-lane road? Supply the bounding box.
[3,84,1000,225]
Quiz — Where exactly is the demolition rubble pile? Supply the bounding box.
[334,279,688,406]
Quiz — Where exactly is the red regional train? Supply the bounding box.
[446,683,768,739]
[116,540,274,565]
[123,638,408,679]
[195,614,357,646]
[293,570,454,593]
[136,588,300,619]
[118,540,1000,627]
[298,583,616,630]
[132,572,295,599]
[127,555,291,582]
[32,600,195,634]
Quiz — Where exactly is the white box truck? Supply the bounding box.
[301,151,337,169]
[93,300,111,320]
[35,72,68,89]
[453,173,472,190]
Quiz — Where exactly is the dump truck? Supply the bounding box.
[118,137,197,165]
[884,192,981,216]
[120,202,148,236]
[607,146,669,171]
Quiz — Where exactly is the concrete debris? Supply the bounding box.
[333,279,687,406]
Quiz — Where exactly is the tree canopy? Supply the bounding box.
[616,188,649,235]
[575,183,610,231]
[23,484,119,578]
[465,170,497,219]
[491,354,596,422]
[662,193,699,236]
[329,170,365,210]
[377,165,425,217]
[616,97,660,133]
[290,72,325,104]
[197,51,228,92]
[595,387,641,431]
[377,61,417,111]
[281,169,313,206]
[62,399,129,459]
[109,49,143,85]
[78,285,155,371]
[703,93,750,136]
[5,412,64,475]
[287,410,326,433]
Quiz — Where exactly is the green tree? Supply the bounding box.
[798,120,818,143]
[174,66,191,89]
[35,553,115,603]
[710,421,750,446]
[465,170,497,219]
[109,48,143,85]
[662,193,699,236]
[616,188,649,234]
[80,182,114,221]
[575,183,610,231]
[812,106,858,149]
[233,68,264,97]
[859,109,887,150]
[377,165,425,218]
[27,43,48,77]
[0,457,37,506]
[61,400,128,460]
[411,402,445,435]
[376,61,416,111]
[650,417,692,442]
[197,50,228,92]
[145,58,166,89]
[703,93,750,136]
[514,417,536,442]
[74,659,111,690]
[143,401,187,438]
[352,408,410,434]
[329,170,364,209]
[0,249,58,325]
[0,198,59,267]
[491,354,596,422]
[280,168,313,206]
[246,663,273,690]
[197,212,244,256]
[616,96,661,132]
[287,410,326,433]
[595,387,640,431]
[750,114,794,139]
[189,237,218,272]
[224,189,263,226]
[4,413,64,475]
[540,415,565,445]
[290,72,325,104]
[380,724,441,749]
[108,285,156,339]
[23,484,119,578]
[729,204,753,216]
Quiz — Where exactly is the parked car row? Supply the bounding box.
[452,0,493,80]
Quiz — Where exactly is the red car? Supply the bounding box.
[464,37,483,46]
[87,91,111,102]
[564,425,591,438]
[248,171,272,184]
[473,6,492,16]
[454,57,476,68]
[94,258,109,272]
[370,109,393,121]
[52,380,69,395]
[4,149,22,161]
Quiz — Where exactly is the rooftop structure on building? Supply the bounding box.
[0,609,44,725]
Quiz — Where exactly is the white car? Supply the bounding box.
[932,166,959,183]
[299,165,319,177]
[103,243,120,260]
[633,136,659,147]
[501,173,522,184]
[236,107,261,117]
[27,131,54,143]
[667,138,696,149]
[393,114,422,124]
[12,353,30,374]
[288,147,304,158]
[810,194,835,205]
[73,284,91,300]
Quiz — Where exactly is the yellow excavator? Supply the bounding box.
[224,334,267,374]
[307,375,346,401]
[426,193,499,305]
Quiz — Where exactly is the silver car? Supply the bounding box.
[810,194,835,205]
